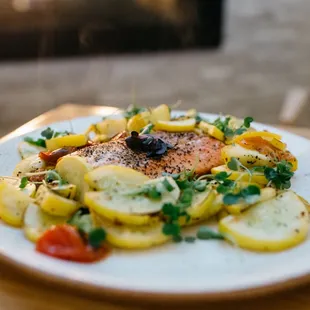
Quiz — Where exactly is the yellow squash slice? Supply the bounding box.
[18,141,46,159]
[94,118,127,138]
[85,177,180,226]
[225,187,276,215]
[150,104,170,124]
[0,176,36,197]
[0,181,33,227]
[92,212,170,249]
[199,121,225,141]
[219,191,309,251]
[211,165,268,185]
[233,131,282,144]
[154,118,196,132]
[127,112,151,133]
[56,156,92,201]
[50,183,77,200]
[24,203,67,242]
[84,165,149,191]
[46,134,88,151]
[13,154,45,177]
[35,185,79,217]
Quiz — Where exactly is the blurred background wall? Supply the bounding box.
[1,0,310,137]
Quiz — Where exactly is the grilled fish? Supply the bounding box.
[70,131,224,178]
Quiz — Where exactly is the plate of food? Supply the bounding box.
[1,104,310,302]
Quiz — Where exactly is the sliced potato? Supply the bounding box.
[211,165,268,185]
[199,121,225,141]
[13,154,45,177]
[18,141,46,159]
[0,181,33,227]
[154,118,196,132]
[46,134,88,151]
[92,212,170,249]
[219,191,309,251]
[225,187,276,215]
[150,104,170,124]
[84,165,149,191]
[50,183,77,200]
[127,112,151,133]
[0,176,36,197]
[35,185,79,216]
[56,156,92,201]
[24,203,67,242]
[85,177,180,226]
[94,118,127,138]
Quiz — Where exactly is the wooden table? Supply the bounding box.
[2,103,310,310]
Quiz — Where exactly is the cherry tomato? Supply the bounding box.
[36,225,109,263]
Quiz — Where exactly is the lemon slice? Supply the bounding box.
[46,134,88,151]
[18,141,46,159]
[211,165,268,185]
[84,165,149,191]
[0,181,33,227]
[225,187,276,215]
[85,176,180,226]
[24,203,67,242]
[0,176,36,197]
[233,131,282,143]
[92,212,170,249]
[219,191,309,251]
[35,185,79,217]
[56,156,92,201]
[13,154,45,177]
[199,122,225,141]
[150,104,170,124]
[154,118,196,132]
[127,112,151,133]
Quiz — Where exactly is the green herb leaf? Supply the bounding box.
[244,117,254,128]
[19,177,28,189]
[264,161,294,190]
[24,137,46,148]
[184,236,196,243]
[193,180,207,192]
[196,227,224,240]
[162,178,175,192]
[140,124,154,134]
[214,171,230,181]
[88,228,106,249]
[163,223,181,236]
[123,104,146,120]
[227,157,240,171]
[223,193,241,205]
[67,210,93,234]
[41,127,54,139]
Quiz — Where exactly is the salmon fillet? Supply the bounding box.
[70,131,224,178]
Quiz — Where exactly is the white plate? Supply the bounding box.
[1,112,310,301]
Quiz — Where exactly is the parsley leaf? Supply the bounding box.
[227,157,240,171]
[41,127,55,139]
[163,223,181,236]
[19,177,28,189]
[196,227,224,240]
[88,228,106,249]
[162,178,175,192]
[123,104,146,120]
[24,137,46,148]
[223,185,261,205]
[264,161,294,189]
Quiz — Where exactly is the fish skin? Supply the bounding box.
[70,131,224,178]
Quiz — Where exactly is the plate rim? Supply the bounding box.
[1,112,310,302]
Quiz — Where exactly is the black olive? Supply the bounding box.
[125,131,173,158]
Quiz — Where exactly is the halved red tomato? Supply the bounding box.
[36,224,109,263]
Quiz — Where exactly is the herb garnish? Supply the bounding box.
[212,116,254,139]
[68,209,106,249]
[123,104,147,120]
[196,227,225,240]
[19,177,28,189]
[223,185,261,206]
[24,127,70,147]
[264,160,294,190]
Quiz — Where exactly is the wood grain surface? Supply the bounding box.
[1,103,310,310]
